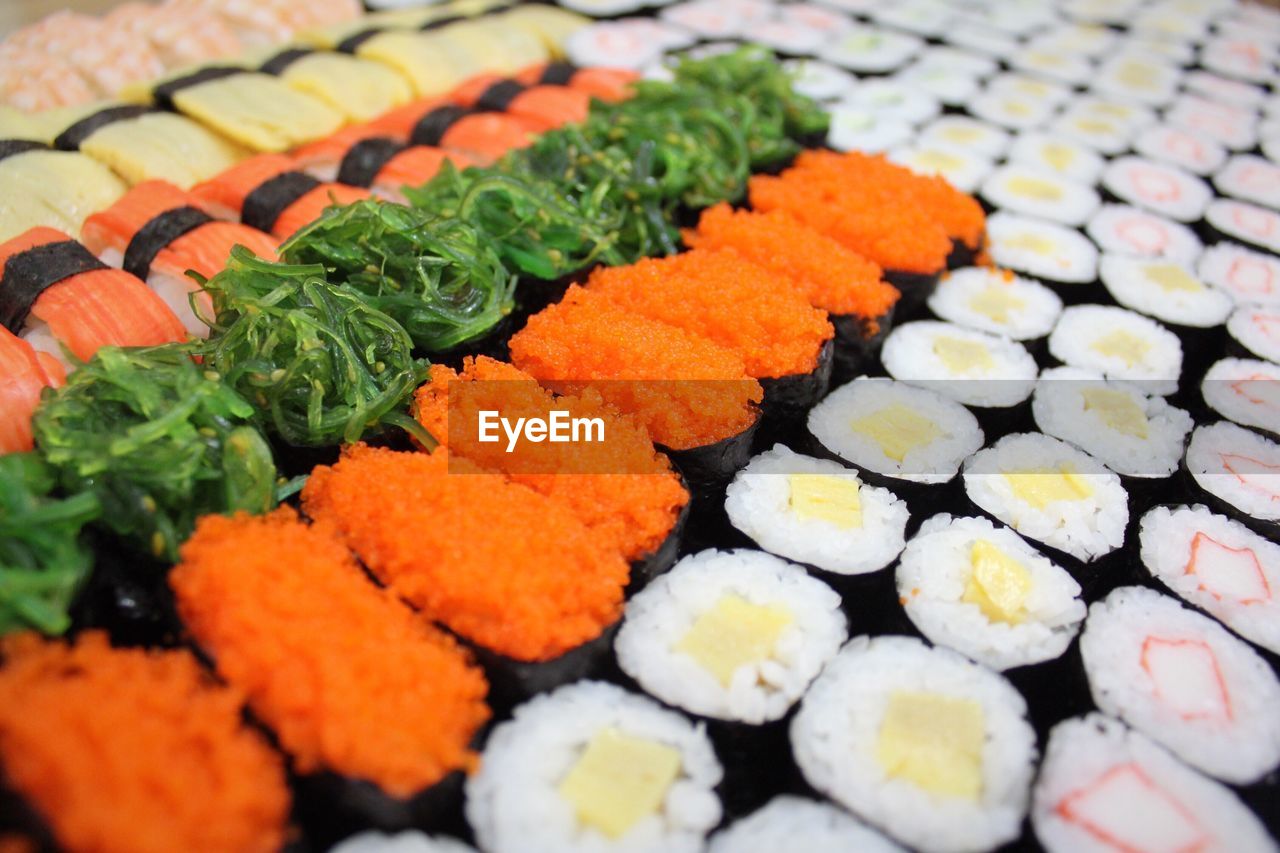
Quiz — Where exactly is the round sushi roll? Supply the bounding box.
[839,81,940,127]
[818,26,923,74]
[740,19,829,58]
[783,59,856,102]
[986,74,1072,109]
[1048,305,1183,396]
[963,432,1129,562]
[1214,154,1280,211]
[1026,23,1116,57]
[1186,420,1280,526]
[1198,242,1280,307]
[1166,96,1259,152]
[557,0,647,17]
[926,267,1063,341]
[1228,303,1280,363]
[1048,110,1134,157]
[1079,585,1280,784]
[967,91,1057,133]
[1032,366,1194,478]
[564,22,663,69]
[1007,132,1105,185]
[827,108,912,154]
[979,165,1100,227]
[919,117,1011,159]
[907,47,997,81]
[807,377,984,485]
[1075,96,1158,132]
[723,444,909,575]
[984,213,1098,286]
[1202,357,1280,436]
[1101,157,1212,224]
[1010,50,1093,87]
[867,2,956,38]
[887,145,993,194]
[1131,124,1228,177]
[659,0,758,39]
[707,796,904,853]
[331,832,478,853]
[892,64,980,109]
[1205,199,1280,255]
[1201,38,1275,85]
[1092,55,1181,106]
[1139,504,1280,655]
[1084,204,1203,264]
[615,549,847,724]
[942,24,1018,59]
[465,681,722,853]
[897,514,1086,670]
[1032,714,1277,853]
[790,635,1037,853]
[882,321,1038,408]
[1097,254,1233,329]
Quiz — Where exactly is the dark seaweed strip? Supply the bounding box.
[0,241,107,333]
[421,14,466,30]
[152,66,243,110]
[52,105,155,151]
[409,105,470,147]
[336,138,406,188]
[259,48,315,76]
[122,206,214,280]
[539,63,577,85]
[335,28,384,54]
[242,172,320,233]
[476,80,526,113]
[0,140,48,162]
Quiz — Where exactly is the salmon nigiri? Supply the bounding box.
[0,227,187,370]
[0,327,63,455]
[81,180,279,335]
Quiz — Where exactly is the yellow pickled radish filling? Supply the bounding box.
[1004,464,1094,509]
[851,404,944,462]
[969,286,1027,324]
[788,474,862,528]
[1006,175,1063,201]
[941,127,982,144]
[558,728,681,839]
[933,336,996,375]
[963,540,1032,624]
[1144,263,1203,294]
[1042,144,1077,173]
[674,594,793,687]
[1004,233,1058,256]
[1117,62,1158,89]
[1003,100,1033,118]
[1082,387,1149,438]
[1091,329,1152,368]
[1075,118,1115,134]
[915,150,964,171]
[876,692,985,800]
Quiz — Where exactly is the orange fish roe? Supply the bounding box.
[508,285,763,450]
[170,508,489,797]
[0,631,289,853]
[586,248,833,379]
[683,203,900,325]
[414,357,689,562]
[302,445,629,662]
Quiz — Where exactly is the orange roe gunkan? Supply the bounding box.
[301,445,629,662]
[414,357,689,562]
[683,203,900,332]
[0,631,289,853]
[586,248,833,380]
[170,507,489,797]
[508,285,763,451]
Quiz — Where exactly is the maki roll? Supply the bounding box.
[1084,204,1203,264]
[967,90,1057,133]
[817,26,922,74]
[1198,242,1280,307]
[979,165,1100,227]
[0,226,187,371]
[1049,305,1183,395]
[1033,714,1276,853]
[1185,421,1280,528]
[927,267,1063,341]
[1213,155,1280,210]
[332,831,477,853]
[1101,156,1212,224]
[1048,108,1132,156]
[1010,50,1091,86]
[723,445,909,576]
[1098,255,1233,329]
[1092,55,1181,106]
[259,48,414,123]
[1205,199,1280,255]
[807,377,984,485]
[353,29,493,97]
[919,117,1011,160]
[0,631,290,853]
[1006,132,1104,185]
[826,108,912,155]
[887,145,993,195]
[1139,504,1280,655]
[984,212,1098,287]
[782,59,856,103]
[790,635,1037,853]
[839,81,941,128]
[1228,304,1280,363]
[1079,585,1280,784]
[708,796,904,853]
[1201,358,1280,437]
[1132,124,1228,178]
[0,328,63,454]
[466,681,723,853]
[896,514,1086,670]
[615,548,847,723]
[1166,95,1257,152]
[0,146,126,243]
[514,62,638,103]
[963,432,1129,562]
[881,321,1038,408]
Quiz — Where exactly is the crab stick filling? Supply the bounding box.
[1187,532,1271,605]
[1140,636,1233,722]
[1055,763,1208,853]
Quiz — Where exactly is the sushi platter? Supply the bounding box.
[1,0,1280,851]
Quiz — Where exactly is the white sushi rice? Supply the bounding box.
[1085,205,1203,264]
[331,832,477,853]
[887,145,992,194]
[967,91,1057,132]
[790,635,1037,853]
[985,212,1099,284]
[892,64,980,108]
[740,20,829,58]
[839,80,940,127]
[659,0,759,38]
[1140,504,1280,656]
[466,681,722,853]
[565,23,662,69]
[963,432,1129,561]
[557,0,647,17]
[881,321,1038,408]
[1098,254,1233,328]
[1071,96,1157,132]
[1092,55,1181,106]
[868,1,955,38]
[1132,124,1228,177]
[942,22,1019,58]
[1101,157,1212,223]
[1033,714,1278,853]
[827,107,912,154]
[807,377,984,484]
[980,165,1100,227]
[1187,421,1280,523]
[1206,199,1280,254]
[708,796,904,853]
[1228,303,1280,363]
[1166,95,1259,152]
[1011,50,1093,86]
[1215,154,1280,210]
[615,549,847,724]
[908,46,997,80]
[782,59,855,102]
[1027,23,1117,57]
[1201,39,1275,85]
[1079,585,1280,784]
[1033,366,1194,478]
[1184,73,1266,111]
[897,514,1086,670]
[723,444,909,574]
[927,266,1063,341]
[919,116,1011,159]
[818,26,922,73]
[1049,110,1132,156]
[1198,242,1280,306]
[986,74,1072,108]
[1007,132,1105,185]
[1202,357,1280,435]
[1048,305,1183,396]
